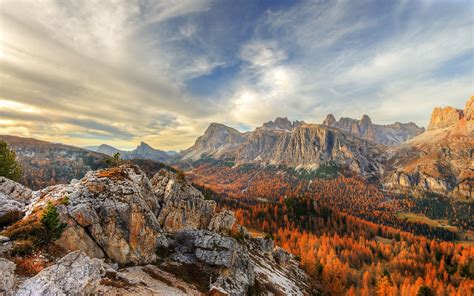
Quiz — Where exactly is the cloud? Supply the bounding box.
[225,0,473,128]
[0,0,472,150]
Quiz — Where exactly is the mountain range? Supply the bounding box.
[87,142,174,162]
[179,96,473,199]
[2,97,472,199]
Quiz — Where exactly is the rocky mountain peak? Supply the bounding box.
[181,123,246,160]
[322,114,424,145]
[205,122,231,133]
[261,117,303,132]
[427,106,464,130]
[322,114,336,126]
[96,142,170,162]
[360,114,372,127]
[137,141,152,149]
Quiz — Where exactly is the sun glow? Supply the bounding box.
[0,99,40,113]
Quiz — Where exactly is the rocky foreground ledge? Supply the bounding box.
[0,165,311,295]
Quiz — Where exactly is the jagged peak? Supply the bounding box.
[261,116,303,131]
[322,114,336,126]
[427,105,464,130]
[360,114,372,123]
[136,141,154,150]
[98,143,116,149]
[205,122,241,134]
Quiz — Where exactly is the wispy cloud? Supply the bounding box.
[0,0,472,149]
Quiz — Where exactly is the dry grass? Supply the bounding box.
[247,228,265,238]
[375,236,392,244]
[396,212,458,232]
[96,167,128,180]
[13,256,49,277]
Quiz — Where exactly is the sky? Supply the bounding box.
[0,0,473,151]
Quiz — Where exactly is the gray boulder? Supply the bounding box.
[16,251,110,296]
[0,258,15,296]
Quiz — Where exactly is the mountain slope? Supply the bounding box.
[386,96,473,199]
[322,114,425,145]
[0,135,173,190]
[0,135,109,190]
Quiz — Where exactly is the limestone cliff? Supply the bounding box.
[322,114,425,145]
[427,106,464,130]
[180,121,387,177]
[386,96,473,199]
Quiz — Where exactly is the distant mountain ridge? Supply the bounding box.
[322,114,425,145]
[178,97,473,199]
[180,117,387,177]
[0,135,174,190]
[179,115,425,175]
[91,142,171,162]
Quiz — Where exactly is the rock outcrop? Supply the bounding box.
[150,170,219,233]
[0,177,32,203]
[0,236,12,256]
[168,229,310,295]
[2,165,310,295]
[464,96,474,121]
[260,117,304,132]
[427,106,464,130]
[322,114,425,145]
[16,250,203,296]
[0,177,33,226]
[32,166,168,264]
[16,251,110,296]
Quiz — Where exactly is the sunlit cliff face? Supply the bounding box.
[0,0,472,150]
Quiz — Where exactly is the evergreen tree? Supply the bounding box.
[0,140,22,181]
[41,201,66,241]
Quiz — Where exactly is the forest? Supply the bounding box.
[191,163,474,295]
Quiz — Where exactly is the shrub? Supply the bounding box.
[105,152,122,167]
[176,170,186,182]
[61,195,70,205]
[41,202,66,241]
